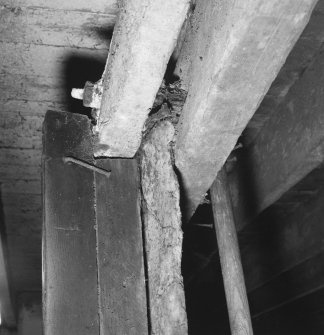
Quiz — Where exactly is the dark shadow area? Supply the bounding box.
[61,55,106,117]
[164,55,180,84]
[0,189,18,328]
[181,156,324,334]
[88,26,114,43]
[181,203,231,334]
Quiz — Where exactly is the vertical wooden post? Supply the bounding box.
[95,158,148,334]
[43,111,148,335]
[140,121,187,335]
[43,111,99,335]
[210,168,253,335]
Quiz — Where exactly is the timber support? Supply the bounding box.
[211,168,253,335]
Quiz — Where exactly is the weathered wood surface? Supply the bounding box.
[243,0,324,145]
[0,0,112,297]
[0,6,115,49]
[174,0,318,221]
[0,43,107,79]
[252,286,324,335]
[211,168,253,335]
[241,180,324,292]
[95,0,190,157]
[140,121,187,334]
[43,111,148,334]
[228,44,324,231]
[0,238,15,327]
[43,111,99,335]
[0,0,118,13]
[95,158,148,335]
[249,251,324,318]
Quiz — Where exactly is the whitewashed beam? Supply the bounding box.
[0,238,15,327]
[95,0,190,157]
[140,121,187,334]
[174,0,318,221]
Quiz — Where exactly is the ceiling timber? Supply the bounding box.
[0,0,323,319]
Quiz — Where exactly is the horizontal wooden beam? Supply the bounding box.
[240,177,324,293]
[228,44,324,231]
[0,6,115,49]
[252,286,324,335]
[95,0,190,157]
[174,0,317,221]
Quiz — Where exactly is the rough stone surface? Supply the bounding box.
[140,121,187,335]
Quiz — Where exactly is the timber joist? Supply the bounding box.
[75,0,319,223]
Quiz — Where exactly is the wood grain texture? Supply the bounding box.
[249,251,324,318]
[95,158,148,335]
[0,0,118,13]
[241,181,324,293]
[211,168,253,335]
[0,5,115,49]
[0,238,16,327]
[140,121,187,335]
[174,0,318,221]
[243,0,324,145]
[228,44,324,231]
[43,111,99,335]
[95,0,190,157]
[0,42,107,78]
[252,286,324,335]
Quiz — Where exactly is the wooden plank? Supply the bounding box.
[210,168,253,335]
[140,121,187,334]
[252,286,324,335]
[0,42,107,79]
[241,182,324,292]
[0,111,43,149]
[0,74,66,103]
[174,0,318,221]
[0,6,115,49]
[1,180,40,195]
[244,0,324,145]
[95,158,148,334]
[95,0,190,157]
[5,234,41,292]
[0,0,118,13]
[0,100,65,115]
[43,111,99,335]
[249,251,324,318]
[228,44,324,231]
[0,238,16,327]
[0,148,41,180]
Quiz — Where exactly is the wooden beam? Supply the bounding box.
[210,168,253,335]
[174,0,318,221]
[240,176,324,293]
[228,44,324,231]
[43,111,148,334]
[95,158,148,334]
[95,0,190,157]
[140,121,187,334]
[0,238,15,328]
[252,286,324,335]
[43,111,99,335]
